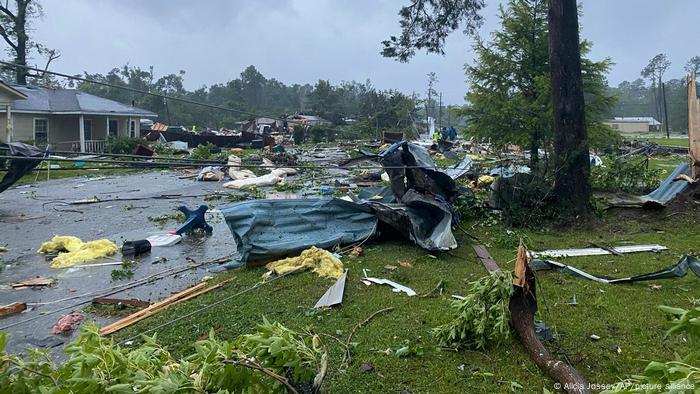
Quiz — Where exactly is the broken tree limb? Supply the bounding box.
[419,279,444,298]
[99,279,234,336]
[510,241,590,394]
[224,359,299,394]
[342,307,394,366]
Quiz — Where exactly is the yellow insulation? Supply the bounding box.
[38,235,118,268]
[265,247,344,279]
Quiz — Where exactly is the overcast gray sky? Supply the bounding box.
[28,0,699,104]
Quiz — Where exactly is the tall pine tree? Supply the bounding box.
[461,0,617,166]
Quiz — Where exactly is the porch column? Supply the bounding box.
[5,103,12,143]
[79,115,86,153]
[106,117,110,138]
[128,116,132,137]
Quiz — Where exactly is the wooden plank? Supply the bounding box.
[99,279,233,336]
[0,302,27,317]
[472,245,501,273]
[11,276,54,288]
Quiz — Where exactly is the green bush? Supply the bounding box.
[0,318,323,393]
[107,136,142,154]
[309,126,325,143]
[148,142,175,156]
[591,156,662,194]
[293,125,306,145]
[190,142,223,160]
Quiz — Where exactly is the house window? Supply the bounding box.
[33,118,48,145]
[83,119,93,140]
[130,120,136,138]
[108,119,119,138]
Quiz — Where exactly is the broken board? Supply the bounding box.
[472,245,501,273]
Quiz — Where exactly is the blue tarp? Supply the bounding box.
[221,141,463,267]
[221,198,377,265]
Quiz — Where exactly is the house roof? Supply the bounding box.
[0,85,157,117]
[611,116,661,125]
[0,80,28,101]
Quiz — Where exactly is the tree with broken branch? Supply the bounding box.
[0,0,60,85]
[385,0,596,216]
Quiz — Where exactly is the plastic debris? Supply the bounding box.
[362,269,416,296]
[314,269,348,308]
[266,247,344,279]
[51,313,83,335]
[38,235,118,268]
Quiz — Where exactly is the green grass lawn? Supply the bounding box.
[106,203,700,392]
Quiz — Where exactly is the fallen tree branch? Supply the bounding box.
[342,307,395,365]
[224,359,299,394]
[509,241,590,394]
[420,279,444,298]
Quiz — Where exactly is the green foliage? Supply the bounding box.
[78,64,417,130]
[292,125,305,145]
[493,172,558,227]
[111,259,137,281]
[309,126,326,143]
[0,319,321,393]
[148,142,176,156]
[190,142,219,160]
[107,136,142,154]
[381,0,485,62]
[459,0,617,162]
[433,271,514,350]
[591,156,662,194]
[601,306,700,393]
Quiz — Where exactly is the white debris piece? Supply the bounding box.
[362,269,416,296]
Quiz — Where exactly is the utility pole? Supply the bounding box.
[426,90,431,134]
[438,92,442,130]
[662,82,670,138]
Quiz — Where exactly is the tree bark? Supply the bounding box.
[14,0,29,85]
[547,0,591,216]
[510,242,590,394]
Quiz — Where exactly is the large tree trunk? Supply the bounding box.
[547,0,591,216]
[14,0,29,85]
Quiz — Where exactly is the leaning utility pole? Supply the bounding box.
[548,0,592,217]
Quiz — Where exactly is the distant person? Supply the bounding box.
[433,130,441,142]
[448,126,457,141]
[441,127,448,140]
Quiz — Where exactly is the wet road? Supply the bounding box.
[0,171,238,354]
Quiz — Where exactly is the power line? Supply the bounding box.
[0,61,282,121]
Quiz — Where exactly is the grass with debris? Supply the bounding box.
[105,198,700,392]
[624,136,689,147]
